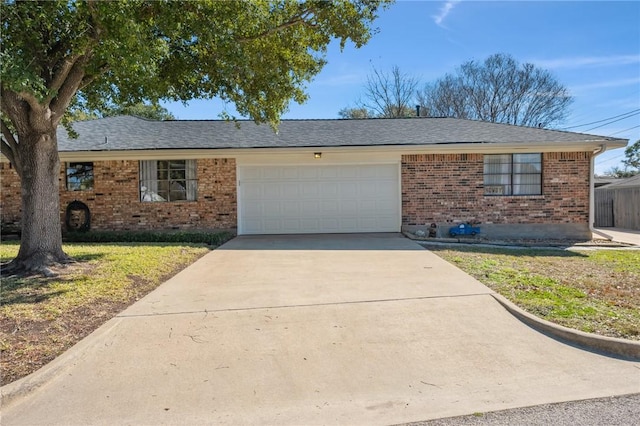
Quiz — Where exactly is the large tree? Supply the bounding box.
[342,65,418,118]
[416,53,573,128]
[1,0,389,275]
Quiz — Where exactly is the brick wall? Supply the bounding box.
[1,158,237,231]
[401,152,591,226]
[2,152,593,234]
[0,162,21,225]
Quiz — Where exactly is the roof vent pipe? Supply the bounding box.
[416,105,421,117]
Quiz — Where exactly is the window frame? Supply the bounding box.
[66,162,94,191]
[140,159,197,202]
[483,153,542,196]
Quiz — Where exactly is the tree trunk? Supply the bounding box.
[5,129,70,276]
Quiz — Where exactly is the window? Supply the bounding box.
[66,162,94,191]
[484,154,542,196]
[140,160,197,202]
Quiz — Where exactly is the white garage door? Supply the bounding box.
[238,164,400,235]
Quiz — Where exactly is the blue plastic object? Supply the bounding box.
[449,223,481,237]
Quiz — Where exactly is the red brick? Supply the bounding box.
[1,159,237,231]
[401,152,590,226]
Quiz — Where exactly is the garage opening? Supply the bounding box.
[238,164,400,235]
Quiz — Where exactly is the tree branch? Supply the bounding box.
[79,63,110,91]
[15,91,43,113]
[50,57,90,123]
[1,118,18,151]
[44,53,84,104]
[0,118,20,173]
[236,10,314,43]
[1,137,17,167]
[1,88,30,134]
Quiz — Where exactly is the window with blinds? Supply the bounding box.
[484,154,542,196]
[140,160,197,202]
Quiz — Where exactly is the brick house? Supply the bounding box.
[0,115,627,239]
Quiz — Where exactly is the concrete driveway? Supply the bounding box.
[2,234,639,425]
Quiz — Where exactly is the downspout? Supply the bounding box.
[590,144,612,240]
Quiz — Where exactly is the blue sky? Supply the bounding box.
[162,1,640,175]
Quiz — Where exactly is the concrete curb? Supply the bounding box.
[491,293,640,361]
[0,316,124,409]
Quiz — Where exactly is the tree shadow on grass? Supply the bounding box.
[0,254,105,307]
[1,275,72,306]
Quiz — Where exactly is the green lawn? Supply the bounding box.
[0,242,211,385]
[427,245,640,340]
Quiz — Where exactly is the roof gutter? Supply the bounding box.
[590,144,612,240]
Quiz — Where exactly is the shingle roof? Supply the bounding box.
[597,174,640,188]
[56,115,627,152]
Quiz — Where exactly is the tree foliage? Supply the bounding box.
[416,53,573,128]
[68,102,176,122]
[605,166,638,178]
[622,139,640,170]
[338,107,374,119]
[0,0,389,274]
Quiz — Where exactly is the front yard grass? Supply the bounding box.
[428,245,640,341]
[0,242,211,386]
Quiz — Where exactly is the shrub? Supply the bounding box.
[63,230,235,246]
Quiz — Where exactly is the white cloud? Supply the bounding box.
[433,1,461,28]
[531,54,640,70]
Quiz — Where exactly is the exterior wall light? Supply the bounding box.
[314,152,322,159]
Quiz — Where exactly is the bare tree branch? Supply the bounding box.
[356,65,419,118]
[417,53,573,128]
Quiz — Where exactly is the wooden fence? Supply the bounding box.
[595,186,640,230]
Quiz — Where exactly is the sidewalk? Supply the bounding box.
[593,227,640,246]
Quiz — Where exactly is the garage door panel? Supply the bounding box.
[281,183,300,199]
[239,164,399,234]
[320,182,339,196]
[300,218,320,230]
[282,218,301,231]
[377,180,397,194]
[301,183,319,197]
[341,182,358,197]
[263,200,281,216]
[359,199,377,211]
[300,168,320,179]
[263,168,282,179]
[320,200,339,213]
[243,183,264,199]
[340,199,358,215]
[319,168,340,179]
[281,201,300,215]
[281,168,300,179]
[300,200,319,214]
[359,181,379,197]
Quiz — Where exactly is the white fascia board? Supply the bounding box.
[12,139,624,163]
